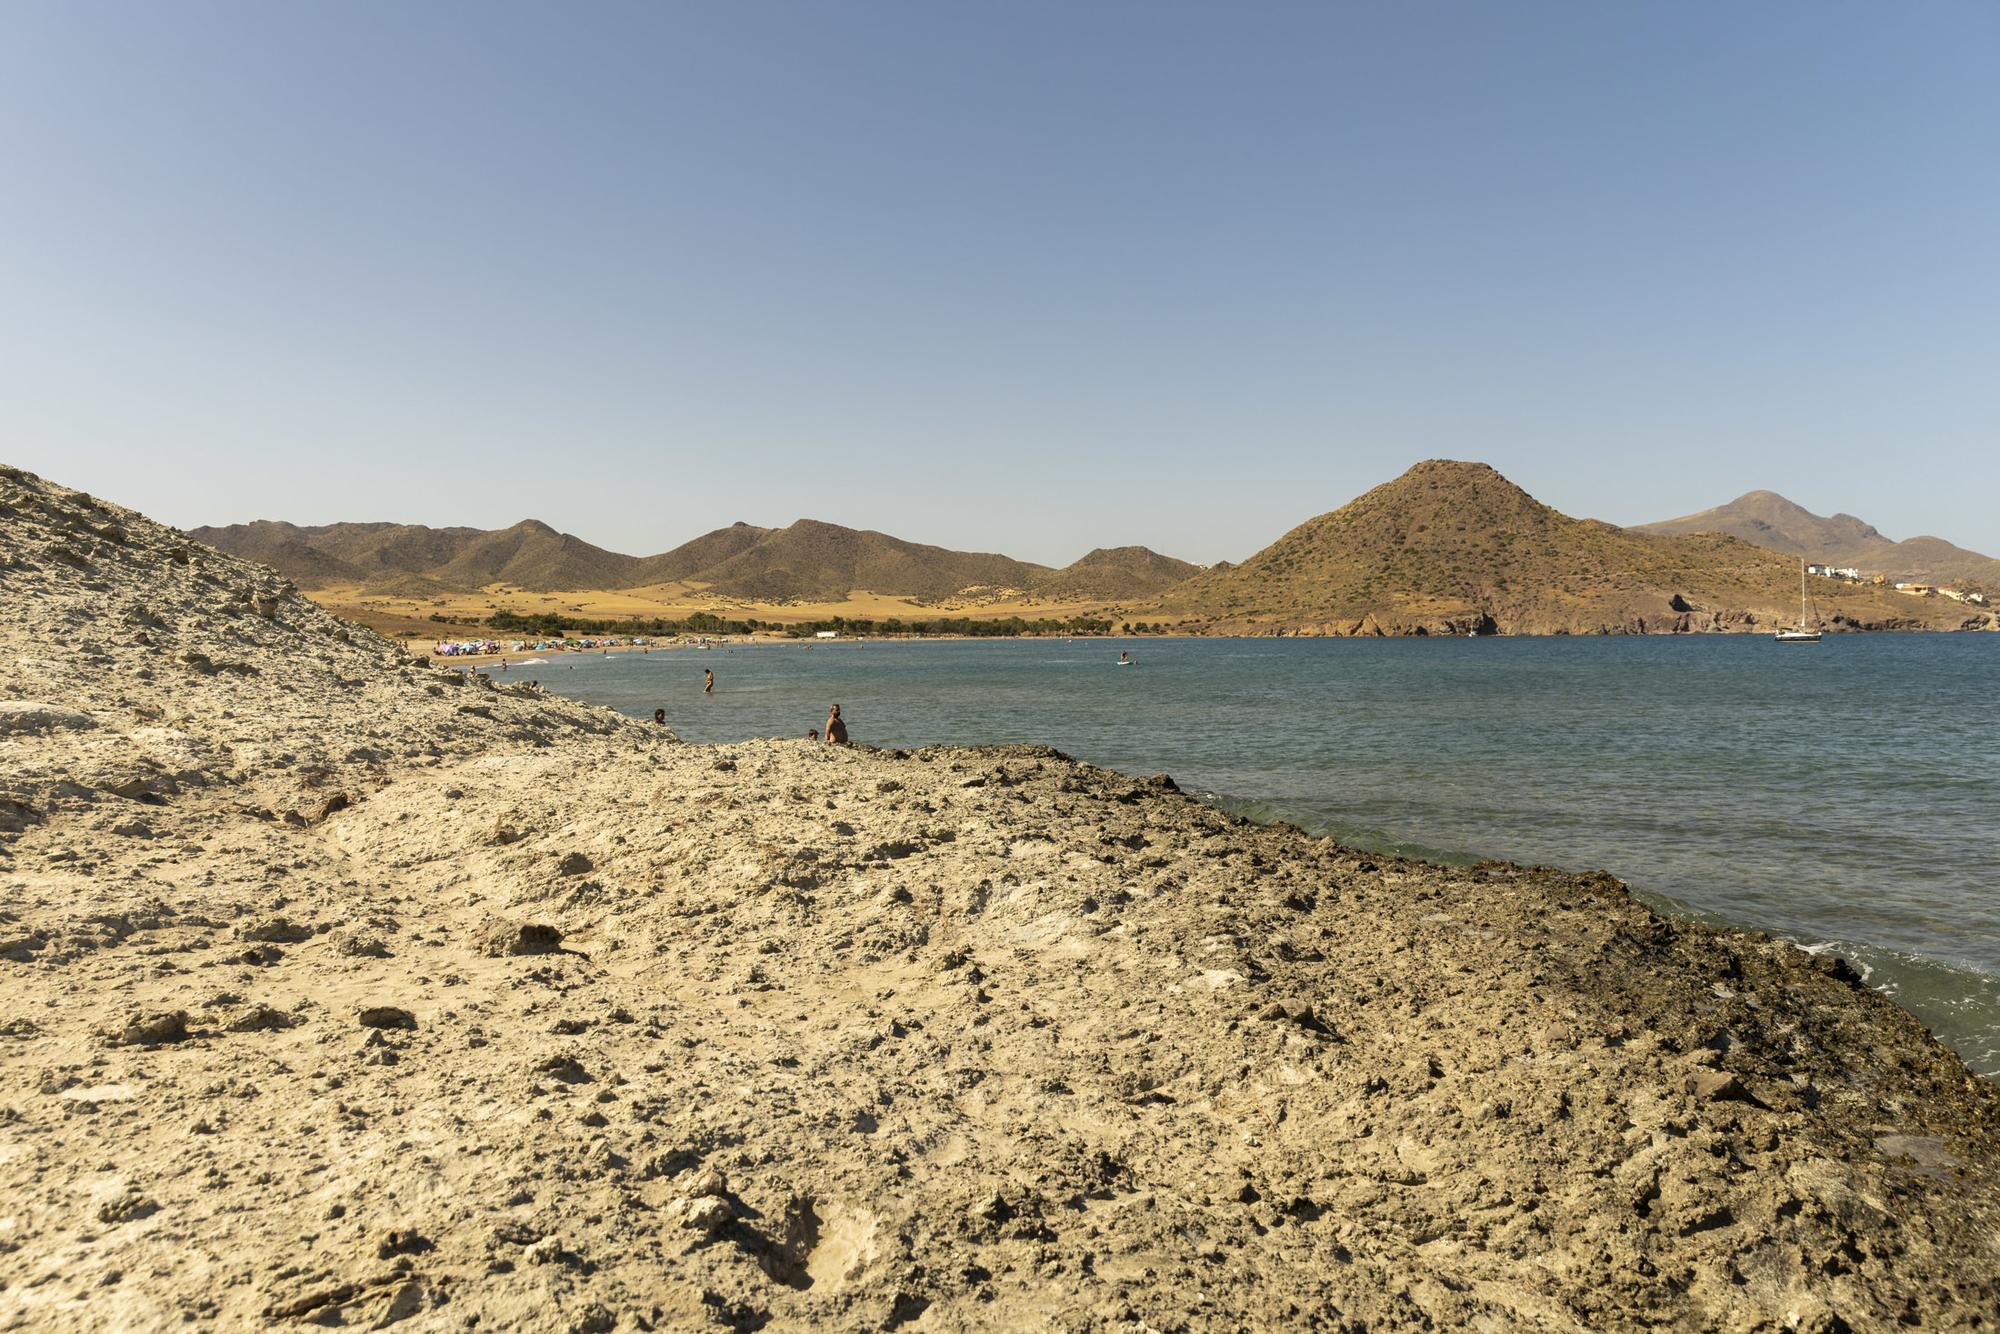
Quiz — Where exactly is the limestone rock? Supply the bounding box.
[0,701,97,735]
[103,1011,189,1047]
[476,919,564,957]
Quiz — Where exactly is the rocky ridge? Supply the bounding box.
[1639,491,2000,588]
[194,516,1201,607]
[1032,546,1204,604]
[4,462,2000,1330]
[1150,461,1999,636]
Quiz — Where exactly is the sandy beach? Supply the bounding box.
[5,463,1999,1330]
[333,582,1126,648]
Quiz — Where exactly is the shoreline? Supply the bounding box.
[407,622,2000,669]
[484,632,2000,1080]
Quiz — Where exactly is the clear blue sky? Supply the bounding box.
[3,1,1994,565]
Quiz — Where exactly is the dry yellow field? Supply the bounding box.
[311,580,1123,642]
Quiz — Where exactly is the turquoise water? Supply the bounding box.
[515,635,2000,1076]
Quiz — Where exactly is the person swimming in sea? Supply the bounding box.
[703,669,714,695]
[823,704,848,745]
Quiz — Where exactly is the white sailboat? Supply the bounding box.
[1775,556,1822,643]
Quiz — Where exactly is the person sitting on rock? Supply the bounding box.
[805,728,818,741]
[823,704,848,745]
[653,708,667,725]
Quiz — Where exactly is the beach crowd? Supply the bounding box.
[431,635,660,657]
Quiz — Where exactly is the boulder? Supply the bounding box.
[476,920,564,957]
[239,917,313,944]
[104,1011,190,1047]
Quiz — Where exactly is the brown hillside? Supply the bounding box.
[190,520,491,590]
[194,515,1056,602]
[688,519,1052,602]
[186,520,365,587]
[1032,546,1202,602]
[189,473,1998,629]
[1637,491,2000,587]
[425,519,643,592]
[196,518,641,593]
[629,521,776,586]
[293,521,487,580]
[1153,461,1995,635]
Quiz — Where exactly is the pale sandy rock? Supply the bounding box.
[225,1004,296,1033]
[475,918,565,956]
[99,1011,189,1047]
[0,701,97,734]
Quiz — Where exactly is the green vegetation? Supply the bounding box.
[488,609,765,637]
[781,615,1114,638]
[485,609,1113,639]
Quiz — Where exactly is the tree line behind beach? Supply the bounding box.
[486,609,1118,639]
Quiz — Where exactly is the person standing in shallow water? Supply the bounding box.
[703,669,713,695]
[823,704,848,745]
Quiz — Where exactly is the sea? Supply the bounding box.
[510,634,2000,1077]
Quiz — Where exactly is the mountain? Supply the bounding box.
[423,520,643,591]
[185,520,367,587]
[1637,492,2000,587]
[192,474,1990,631]
[1030,546,1203,602]
[1150,460,1992,635]
[683,519,1052,602]
[194,515,1070,603]
[288,521,487,577]
[630,522,777,586]
[191,519,636,592]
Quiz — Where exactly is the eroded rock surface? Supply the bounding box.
[3,462,1998,1330]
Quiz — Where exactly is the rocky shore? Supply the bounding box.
[3,463,1998,1330]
